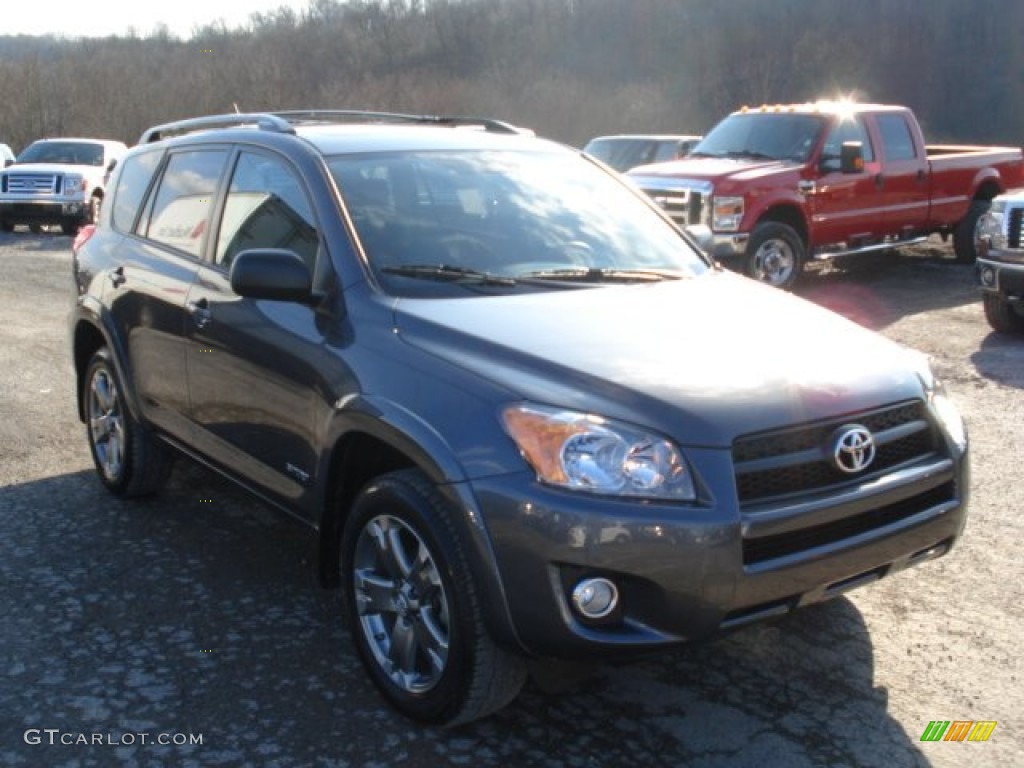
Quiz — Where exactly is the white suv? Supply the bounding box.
[0,138,126,234]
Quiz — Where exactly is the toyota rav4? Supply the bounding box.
[70,111,969,725]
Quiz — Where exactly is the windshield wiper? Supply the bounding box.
[516,267,681,283]
[381,264,517,286]
[723,150,777,162]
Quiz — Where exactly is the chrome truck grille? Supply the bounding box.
[2,173,61,195]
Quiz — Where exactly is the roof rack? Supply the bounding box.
[138,109,530,144]
[271,110,529,135]
[139,113,295,144]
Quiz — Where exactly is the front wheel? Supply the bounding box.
[982,294,1024,334]
[745,221,805,290]
[342,469,526,725]
[83,347,173,496]
[953,200,990,264]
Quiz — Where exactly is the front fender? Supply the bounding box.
[316,395,525,653]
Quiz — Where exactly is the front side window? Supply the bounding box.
[820,117,875,172]
[329,149,709,297]
[214,151,318,271]
[110,149,164,233]
[144,149,229,257]
[876,114,918,162]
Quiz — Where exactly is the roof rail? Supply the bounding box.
[271,110,529,135]
[138,109,531,145]
[138,113,296,144]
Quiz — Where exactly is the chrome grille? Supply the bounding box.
[733,401,941,507]
[643,188,705,226]
[1008,206,1023,249]
[6,173,60,195]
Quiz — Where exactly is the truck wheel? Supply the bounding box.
[83,347,173,496]
[746,222,804,290]
[342,469,526,725]
[982,294,1024,334]
[953,200,990,264]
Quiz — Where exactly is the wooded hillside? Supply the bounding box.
[0,0,1020,152]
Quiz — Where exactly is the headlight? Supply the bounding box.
[64,175,85,197]
[711,196,744,231]
[975,210,1005,252]
[913,356,967,452]
[501,404,696,500]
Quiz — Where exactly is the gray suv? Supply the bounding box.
[70,111,969,725]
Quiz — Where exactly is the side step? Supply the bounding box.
[813,236,929,261]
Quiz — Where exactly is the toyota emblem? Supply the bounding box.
[831,425,876,474]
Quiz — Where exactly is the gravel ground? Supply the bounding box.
[0,230,1020,767]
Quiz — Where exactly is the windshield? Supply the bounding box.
[328,149,709,297]
[17,141,105,166]
[693,113,826,163]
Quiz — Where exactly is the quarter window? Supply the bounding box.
[111,149,163,233]
[215,151,318,271]
[144,149,229,257]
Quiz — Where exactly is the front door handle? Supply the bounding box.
[186,297,212,329]
[108,266,126,288]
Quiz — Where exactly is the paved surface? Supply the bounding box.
[0,231,1020,767]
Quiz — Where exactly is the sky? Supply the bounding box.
[2,0,315,39]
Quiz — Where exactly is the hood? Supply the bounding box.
[4,162,102,176]
[628,156,800,187]
[391,271,927,448]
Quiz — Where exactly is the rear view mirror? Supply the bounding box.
[230,249,313,303]
[840,141,865,174]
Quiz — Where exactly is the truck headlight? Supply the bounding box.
[64,175,85,197]
[502,404,696,500]
[975,210,1005,252]
[712,196,744,231]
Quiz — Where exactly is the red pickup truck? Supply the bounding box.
[628,102,1024,289]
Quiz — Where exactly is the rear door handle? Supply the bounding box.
[186,297,212,329]
[108,266,125,288]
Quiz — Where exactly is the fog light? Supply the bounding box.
[572,577,619,619]
[979,265,996,288]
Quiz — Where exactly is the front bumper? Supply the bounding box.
[689,227,750,263]
[977,251,1024,298]
[474,441,968,658]
[0,199,89,226]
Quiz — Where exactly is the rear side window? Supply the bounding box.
[144,149,229,257]
[110,149,163,232]
[876,114,918,161]
[214,151,318,271]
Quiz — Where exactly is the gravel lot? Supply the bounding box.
[1,230,1020,767]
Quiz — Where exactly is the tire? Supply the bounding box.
[29,224,43,235]
[982,294,1024,334]
[83,347,173,496]
[745,221,805,290]
[341,469,526,726]
[953,200,990,264]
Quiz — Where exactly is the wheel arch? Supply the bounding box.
[71,309,141,424]
[317,404,524,651]
[754,203,809,245]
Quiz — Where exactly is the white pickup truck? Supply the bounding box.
[0,138,127,235]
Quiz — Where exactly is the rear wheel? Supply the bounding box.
[953,200,990,264]
[983,294,1024,334]
[83,347,173,496]
[746,221,805,290]
[342,469,526,725]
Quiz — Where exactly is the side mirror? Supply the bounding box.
[3,158,13,168]
[229,249,313,302]
[840,141,865,174]
[107,158,118,172]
